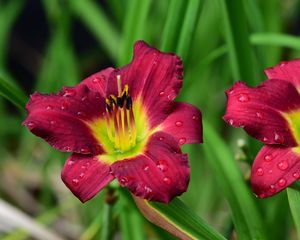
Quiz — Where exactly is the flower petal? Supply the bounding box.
[265,59,300,88]
[107,41,183,127]
[61,154,114,202]
[251,145,300,198]
[223,79,300,146]
[160,102,202,145]
[80,67,114,97]
[111,132,190,203]
[23,85,106,154]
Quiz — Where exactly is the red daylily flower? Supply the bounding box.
[23,41,203,203]
[224,59,300,198]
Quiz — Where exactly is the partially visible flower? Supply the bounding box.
[23,41,202,203]
[224,59,300,198]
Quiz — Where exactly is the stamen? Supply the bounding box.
[105,76,137,152]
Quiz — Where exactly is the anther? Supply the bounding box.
[117,97,124,108]
[126,96,132,110]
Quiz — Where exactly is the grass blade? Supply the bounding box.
[203,120,267,240]
[134,196,226,240]
[287,188,300,239]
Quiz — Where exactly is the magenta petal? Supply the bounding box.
[223,79,300,146]
[106,41,183,127]
[80,67,114,97]
[161,102,202,145]
[265,59,300,88]
[61,154,114,202]
[251,145,300,198]
[23,85,106,154]
[111,132,190,203]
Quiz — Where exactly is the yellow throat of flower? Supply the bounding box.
[88,75,150,163]
[105,75,137,152]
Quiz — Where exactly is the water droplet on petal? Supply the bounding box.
[259,193,266,198]
[144,186,153,194]
[77,111,86,117]
[67,160,74,166]
[238,94,249,102]
[229,119,234,126]
[26,121,35,128]
[163,177,171,185]
[192,115,198,120]
[262,137,268,142]
[80,147,90,154]
[63,89,76,97]
[157,160,168,172]
[268,170,273,174]
[280,61,288,67]
[159,137,164,141]
[159,91,165,96]
[269,184,276,193]
[256,168,264,176]
[256,112,262,118]
[143,165,149,171]
[92,78,100,83]
[79,173,85,179]
[264,154,273,162]
[72,178,79,186]
[81,96,87,102]
[120,177,128,185]
[46,105,53,110]
[50,120,56,125]
[278,178,287,187]
[293,172,300,178]
[61,102,68,110]
[277,161,289,170]
[175,121,183,127]
[64,146,71,151]
[179,137,186,145]
[274,133,284,143]
[81,165,87,170]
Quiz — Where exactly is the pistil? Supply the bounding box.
[105,75,136,152]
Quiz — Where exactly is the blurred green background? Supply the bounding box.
[1,0,300,239]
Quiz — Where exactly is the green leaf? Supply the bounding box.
[203,120,267,240]
[134,196,226,240]
[70,0,120,61]
[176,0,202,62]
[118,0,152,65]
[0,76,27,111]
[287,188,300,239]
[219,0,257,84]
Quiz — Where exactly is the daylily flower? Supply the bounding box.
[23,41,202,203]
[224,59,300,198]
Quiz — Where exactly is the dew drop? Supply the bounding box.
[80,147,90,154]
[269,184,276,193]
[50,120,56,125]
[63,89,76,97]
[144,186,153,194]
[268,170,273,174]
[274,133,284,143]
[61,102,68,110]
[143,165,149,171]
[46,105,53,110]
[92,78,100,83]
[175,121,183,127]
[293,172,300,178]
[159,91,165,96]
[77,111,86,117]
[192,115,198,120]
[79,172,85,179]
[81,165,87,170]
[238,94,249,102]
[256,112,262,118]
[277,161,289,170]
[72,178,79,186]
[259,193,266,198]
[159,137,164,141]
[26,121,35,128]
[256,168,264,176]
[264,154,273,162]
[163,177,171,185]
[81,96,87,102]
[120,177,128,185]
[179,137,186,145]
[262,137,268,142]
[229,119,234,126]
[278,178,287,187]
[280,61,288,67]
[67,160,74,166]
[157,160,168,172]
[64,146,71,151]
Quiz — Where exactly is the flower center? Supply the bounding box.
[105,75,136,153]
